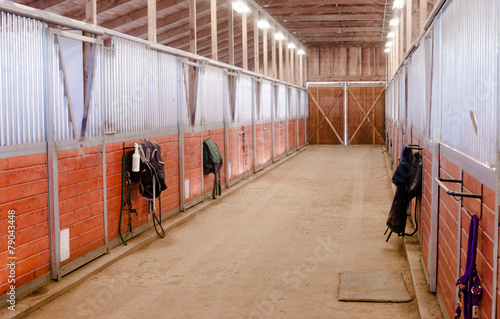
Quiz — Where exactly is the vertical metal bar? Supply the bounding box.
[455,169,463,305]
[0,12,4,147]
[428,141,439,292]
[46,29,61,281]
[177,58,186,211]
[223,70,229,187]
[251,78,257,173]
[285,86,289,155]
[271,83,276,162]
[296,89,299,149]
[344,83,348,146]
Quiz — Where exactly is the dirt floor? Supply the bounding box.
[25,145,419,319]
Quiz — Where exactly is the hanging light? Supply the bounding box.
[384,48,391,53]
[387,31,395,38]
[288,42,296,49]
[393,0,405,9]
[258,19,270,29]
[297,49,306,55]
[389,18,399,26]
[232,1,251,13]
[386,41,393,47]
[275,32,285,40]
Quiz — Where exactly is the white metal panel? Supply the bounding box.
[105,37,177,134]
[440,0,497,167]
[1,13,46,146]
[276,83,287,120]
[86,45,103,138]
[236,74,253,124]
[158,52,178,129]
[289,88,298,119]
[261,80,272,121]
[198,65,224,126]
[407,44,426,132]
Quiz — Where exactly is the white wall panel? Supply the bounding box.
[440,0,497,167]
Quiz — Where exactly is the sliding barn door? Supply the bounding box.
[346,86,385,145]
[308,86,345,145]
[308,84,385,145]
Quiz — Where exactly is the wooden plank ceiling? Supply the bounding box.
[256,0,390,46]
[8,0,389,67]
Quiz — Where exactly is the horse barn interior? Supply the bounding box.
[0,0,500,318]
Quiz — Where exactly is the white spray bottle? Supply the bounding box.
[132,143,140,172]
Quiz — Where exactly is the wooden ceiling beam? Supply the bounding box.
[100,0,188,30]
[263,5,387,15]
[275,14,383,22]
[304,36,384,42]
[292,26,383,33]
[257,0,388,5]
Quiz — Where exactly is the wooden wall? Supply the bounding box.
[307,45,386,82]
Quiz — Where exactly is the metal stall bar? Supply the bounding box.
[45,28,61,281]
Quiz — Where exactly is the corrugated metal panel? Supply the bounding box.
[289,88,298,119]
[158,52,178,129]
[440,0,497,166]
[1,13,46,146]
[398,67,406,127]
[261,80,272,121]
[276,84,287,120]
[236,74,253,124]
[407,44,426,132]
[199,65,223,126]
[430,15,442,142]
[105,37,167,133]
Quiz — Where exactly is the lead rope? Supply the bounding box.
[454,215,480,319]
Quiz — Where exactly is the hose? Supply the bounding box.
[119,153,127,246]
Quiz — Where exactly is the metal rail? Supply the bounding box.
[434,178,482,199]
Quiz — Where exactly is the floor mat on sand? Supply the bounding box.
[339,271,411,302]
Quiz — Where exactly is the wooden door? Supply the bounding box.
[346,86,385,145]
[308,86,345,144]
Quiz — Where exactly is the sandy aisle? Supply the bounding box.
[26,145,418,319]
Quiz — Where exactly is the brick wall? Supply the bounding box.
[58,146,105,266]
[0,115,307,300]
[0,153,50,296]
[288,119,298,151]
[403,135,499,319]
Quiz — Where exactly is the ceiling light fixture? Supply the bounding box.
[384,48,391,53]
[288,42,296,49]
[275,32,285,40]
[387,31,395,38]
[393,0,404,9]
[297,49,306,55]
[232,1,251,13]
[386,41,393,47]
[389,18,399,26]
[258,19,270,29]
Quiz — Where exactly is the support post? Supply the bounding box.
[242,11,248,70]
[263,26,268,76]
[228,3,234,65]
[253,9,259,74]
[46,30,61,281]
[278,38,283,81]
[210,0,217,60]
[147,0,156,43]
[271,25,277,79]
[189,0,197,54]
